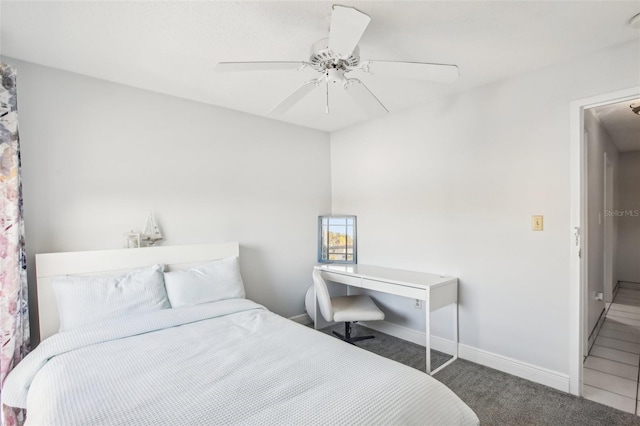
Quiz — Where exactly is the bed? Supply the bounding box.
[2,242,479,425]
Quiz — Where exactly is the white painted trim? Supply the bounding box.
[587,307,607,354]
[582,129,590,359]
[457,344,570,393]
[363,320,569,391]
[289,313,312,325]
[360,320,422,345]
[360,320,456,356]
[569,86,640,396]
[430,336,457,359]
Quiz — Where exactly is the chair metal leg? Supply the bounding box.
[332,322,375,345]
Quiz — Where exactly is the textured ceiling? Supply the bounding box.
[592,99,640,153]
[1,1,640,132]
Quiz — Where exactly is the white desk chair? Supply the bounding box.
[312,268,385,344]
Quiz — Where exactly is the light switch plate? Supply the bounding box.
[532,215,544,231]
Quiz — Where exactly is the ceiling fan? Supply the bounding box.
[216,4,459,117]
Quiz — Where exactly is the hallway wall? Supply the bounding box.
[618,151,640,283]
[585,109,620,334]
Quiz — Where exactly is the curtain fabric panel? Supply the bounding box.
[0,63,30,426]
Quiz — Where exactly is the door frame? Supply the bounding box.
[569,86,640,396]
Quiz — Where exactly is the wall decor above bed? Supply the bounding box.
[140,211,163,246]
[123,231,141,248]
[122,212,163,249]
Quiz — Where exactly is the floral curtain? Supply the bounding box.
[0,63,30,426]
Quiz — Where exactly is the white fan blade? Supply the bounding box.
[365,61,459,83]
[216,61,305,72]
[328,5,371,59]
[270,81,318,115]
[346,79,388,117]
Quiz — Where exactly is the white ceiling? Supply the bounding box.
[592,99,640,153]
[1,1,639,132]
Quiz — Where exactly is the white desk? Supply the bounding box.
[314,263,458,375]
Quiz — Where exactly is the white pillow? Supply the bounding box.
[53,264,170,332]
[164,256,245,308]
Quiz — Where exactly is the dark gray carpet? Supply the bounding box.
[318,323,640,426]
[320,322,452,371]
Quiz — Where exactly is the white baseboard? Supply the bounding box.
[359,320,456,355]
[289,313,312,325]
[458,344,570,392]
[587,308,607,354]
[361,320,569,393]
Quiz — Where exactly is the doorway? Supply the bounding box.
[569,87,640,398]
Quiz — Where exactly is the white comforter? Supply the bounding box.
[3,299,479,425]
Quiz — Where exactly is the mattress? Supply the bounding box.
[3,298,479,425]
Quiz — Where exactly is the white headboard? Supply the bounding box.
[35,242,240,341]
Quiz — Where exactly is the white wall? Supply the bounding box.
[4,58,332,344]
[330,40,640,375]
[618,151,640,283]
[584,109,619,334]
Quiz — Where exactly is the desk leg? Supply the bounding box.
[430,302,459,376]
[454,302,459,359]
[426,300,431,374]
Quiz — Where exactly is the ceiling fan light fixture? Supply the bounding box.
[326,68,346,84]
[630,12,640,29]
[217,4,459,117]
